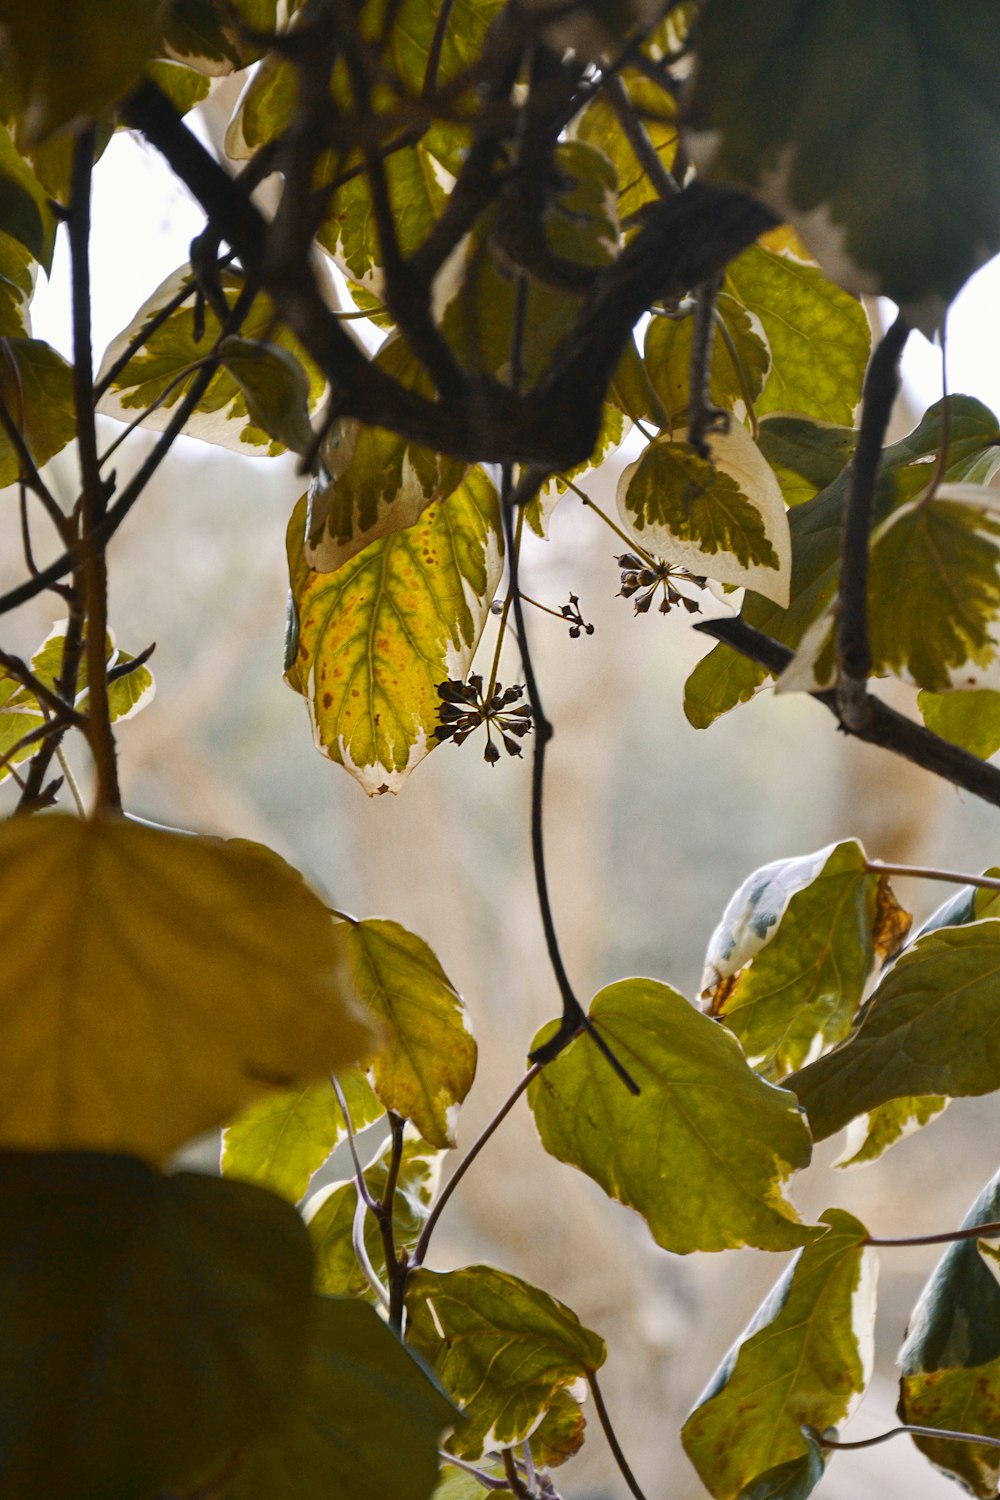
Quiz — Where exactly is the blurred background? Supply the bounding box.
[4,125,1000,1499]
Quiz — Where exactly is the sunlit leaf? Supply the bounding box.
[833,1095,948,1169]
[682,1210,875,1500]
[685,0,1000,331]
[305,338,468,573]
[0,815,373,1160]
[683,641,767,729]
[406,1264,605,1461]
[0,123,54,266]
[899,1167,1000,1496]
[701,840,910,1080]
[286,469,503,795]
[529,978,815,1254]
[223,52,296,156]
[756,414,856,508]
[144,58,211,115]
[343,918,475,1148]
[734,1430,825,1500]
[0,1151,314,1500]
[305,1131,440,1300]
[617,422,790,605]
[97,265,327,455]
[576,69,678,222]
[320,143,448,288]
[222,1070,382,1204]
[225,1296,458,1500]
[643,293,769,427]
[791,920,1000,1142]
[0,336,75,485]
[219,336,315,456]
[367,0,504,97]
[724,246,871,423]
[918,688,1000,760]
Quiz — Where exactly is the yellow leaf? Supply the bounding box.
[0,815,374,1161]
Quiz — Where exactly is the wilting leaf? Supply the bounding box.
[899,1167,1000,1496]
[791,920,1000,1142]
[97,266,326,455]
[286,469,503,795]
[644,292,770,427]
[685,0,1000,330]
[683,642,767,729]
[529,979,815,1254]
[617,422,790,605]
[305,1131,439,1300]
[756,415,856,508]
[305,338,468,573]
[343,918,475,1148]
[225,1296,458,1500]
[0,337,75,484]
[701,841,910,1079]
[0,815,373,1160]
[221,1070,382,1204]
[218,337,315,456]
[1,0,162,143]
[0,1151,314,1500]
[918,688,1000,759]
[406,1265,605,1461]
[682,1210,875,1500]
[724,246,871,423]
[833,1095,949,1169]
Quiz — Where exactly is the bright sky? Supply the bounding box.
[30,129,1000,426]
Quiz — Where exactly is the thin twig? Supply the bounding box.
[0,647,86,726]
[836,313,910,729]
[604,73,678,199]
[412,1064,542,1267]
[588,1371,650,1500]
[820,1425,1000,1453]
[330,1073,380,1212]
[866,1218,1000,1248]
[865,861,1000,895]
[352,1188,391,1310]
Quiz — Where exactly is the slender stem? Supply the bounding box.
[97,356,217,467]
[519,593,572,623]
[564,478,653,557]
[820,1425,1000,1453]
[713,306,759,439]
[55,745,86,817]
[687,272,724,456]
[412,1065,541,1267]
[866,1219,1000,1248]
[484,503,524,705]
[588,1372,650,1500]
[379,1112,407,1330]
[502,1448,532,1500]
[330,1073,380,1211]
[865,861,1000,895]
[0,647,86,726]
[352,1188,391,1310]
[836,313,910,728]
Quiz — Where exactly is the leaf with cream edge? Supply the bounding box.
[0,337,76,486]
[0,815,374,1161]
[221,1069,382,1204]
[285,469,503,795]
[790,920,1000,1143]
[405,1265,606,1462]
[701,840,910,1080]
[617,422,790,605]
[681,1210,875,1500]
[0,1151,315,1500]
[643,290,770,428]
[683,641,767,729]
[899,1167,1000,1498]
[528,979,815,1254]
[833,1095,949,1170]
[576,68,678,224]
[342,918,476,1148]
[684,0,1000,333]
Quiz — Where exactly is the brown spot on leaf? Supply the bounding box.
[873,875,912,964]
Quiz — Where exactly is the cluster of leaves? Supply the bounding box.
[2,1,1000,1499]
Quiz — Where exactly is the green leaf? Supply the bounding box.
[643,292,770,427]
[285,469,503,795]
[223,53,297,157]
[344,918,476,1148]
[737,1431,825,1500]
[144,58,212,115]
[683,642,767,729]
[528,978,815,1254]
[367,0,504,97]
[159,0,258,75]
[221,1070,382,1204]
[431,1464,506,1500]
[218,337,315,456]
[305,337,468,573]
[0,123,54,267]
[790,920,1000,1142]
[681,1210,875,1500]
[225,1296,458,1500]
[97,266,327,456]
[701,840,911,1080]
[405,1265,606,1461]
[685,0,1000,331]
[918,688,1000,759]
[576,69,678,223]
[617,424,790,605]
[756,415,856,508]
[320,143,448,286]
[1,0,162,144]
[0,234,36,336]
[305,1131,439,1299]
[0,1151,314,1500]
[0,815,374,1161]
[537,140,620,272]
[899,1167,1000,1496]
[832,1095,949,1170]
[724,246,871,424]
[0,337,76,484]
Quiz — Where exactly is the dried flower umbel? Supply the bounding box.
[435,676,533,764]
[616,553,708,615]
